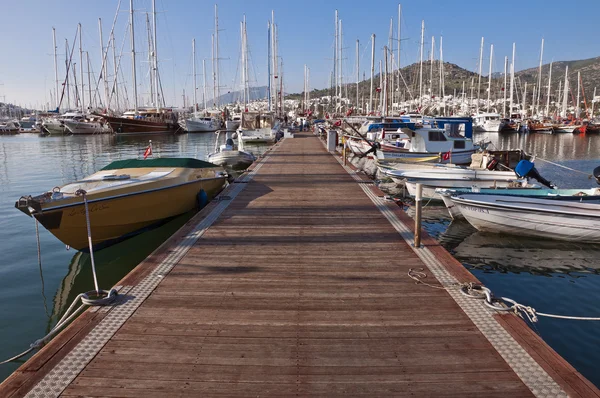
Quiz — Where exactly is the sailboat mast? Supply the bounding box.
[52,27,59,110]
[152,0,159,112]
[439,36,444,115]
[576,71,581,119]
[418,20,424,109]
[591,87,597,118]
[523,82,528,117]
[509,43,515,117]
[146,14,154,106]
[202,59,207,110]
[271,11,277,113]
[369,34,375,113]
[65,39,71,109]
[211,34,215,107]
[215,4,220,108]
[397,4,401,105]
[561,66,569,118]
[545,62,552,117]
[383,46,388,116]
[503,56,507,117]
[429,36,434,100]
[111,32,119,111]
[536,38,544,115]
[192,39,197,112]
[130,0,138,112]
[487,44,493,112]
[267,21,271,112]
[476,37,484,114]
[79,23,85,112]
[98,18,110,109]
[86,51,92,109]
[356,39,359,110]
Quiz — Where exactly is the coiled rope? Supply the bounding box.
[0,190,118,365]
[409,268,600,323]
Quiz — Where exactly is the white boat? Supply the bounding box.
[63,116,112,135]
[448,192,600,242]
[237,112,276,144]
[181,115,221,132]
[553,125,581,133]
[384,165,532,200]
[207,131,255,170]
[0,121,20,135]
[473,113,503,132]
[226,114,241,131]
[41,112,84,135]
[404,178,531,200]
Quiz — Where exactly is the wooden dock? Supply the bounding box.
[2,132,599,397]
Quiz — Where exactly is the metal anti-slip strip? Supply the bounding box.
[25,148,276,398]
[332,152,566,397]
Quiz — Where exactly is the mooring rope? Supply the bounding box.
[0,191,118,366]
[534,157,593,178]
[408,268,600,323]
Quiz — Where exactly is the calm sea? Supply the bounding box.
[0,131,599,388]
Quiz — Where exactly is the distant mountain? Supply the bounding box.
[211,86,269,106]
[287,56,600,104]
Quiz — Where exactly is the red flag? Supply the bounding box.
[441,151,451,161]
[143,145,152,159]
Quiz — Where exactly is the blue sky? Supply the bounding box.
[0,0,598,109]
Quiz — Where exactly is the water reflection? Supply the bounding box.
[438,220,600,276]
[49,211,194,333]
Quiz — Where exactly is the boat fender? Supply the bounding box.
[197,189,209,209]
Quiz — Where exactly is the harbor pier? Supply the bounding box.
[1,132,598,397]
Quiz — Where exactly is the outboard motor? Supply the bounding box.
[594,166,600,185]
[515,159,556,189]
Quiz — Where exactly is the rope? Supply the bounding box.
[534,157,593,178]
[1,190,119,366]
[0,289,118,365]
[409,269,600,323]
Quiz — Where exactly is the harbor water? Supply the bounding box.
[0,132,269,383]
[0,131,599,388]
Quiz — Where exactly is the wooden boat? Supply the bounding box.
[448,191,600,242]
[15,158,227,250]
[100,109,182,135]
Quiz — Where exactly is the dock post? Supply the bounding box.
[414,183,422,248]
[342,136,347,166]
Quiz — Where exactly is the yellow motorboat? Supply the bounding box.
[16,158,227,251]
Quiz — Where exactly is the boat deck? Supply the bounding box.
[1,132,599,397]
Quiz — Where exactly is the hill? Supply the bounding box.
[287,56,600,106]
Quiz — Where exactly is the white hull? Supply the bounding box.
[404,179,527,200]
[473,120,502,132]
[239,128,274,144]
[553,126,580,133]
[207,150,255,170]
[452,194,600,242]
[63,120,111,135]
[183,118,220,132]
[42,120,66,135]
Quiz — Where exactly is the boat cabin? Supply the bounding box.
[241,112,274,130]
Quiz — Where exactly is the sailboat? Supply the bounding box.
[100,0,181,135]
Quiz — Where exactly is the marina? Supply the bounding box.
[1,1,600,396]
[0,132,599,397]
